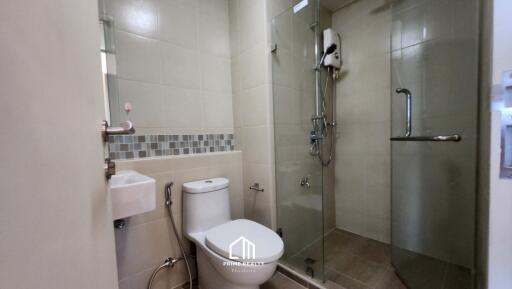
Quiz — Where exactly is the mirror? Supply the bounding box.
[97,0,235,159]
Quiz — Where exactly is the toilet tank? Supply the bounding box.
[183,178,231,237]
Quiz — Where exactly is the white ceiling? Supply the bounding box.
[319,0,355,12]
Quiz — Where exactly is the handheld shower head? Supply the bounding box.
[325,43,337,55]
[165,182,173,206]
[319,43,337,67]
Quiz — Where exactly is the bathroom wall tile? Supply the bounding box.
[238,0,266,52]
[107,0,159,38]
[230,57,242,94]
[266,0,292,19]
[118,79,166,128]
[242,126,272,165]
[365,216,390,243]
[115,30,162,83]
[333,0,392,243]
[159,0,198,49]
[228,0,240,57]
[271,8,293,52]
[393,2,426,49]
[200,53,232,93]
[201,91,234,129]
[273,85,302,125]
[240,85,271,127]
[161,42,200,89]
[239,44,268,90]
[229,0,275,231]
[271,48,294,88]
[244,198,273,229]
[163,87,202,129]
[115,218,173,280]
[198,0,231,58]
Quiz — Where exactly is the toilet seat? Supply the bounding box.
[205,219,284,264]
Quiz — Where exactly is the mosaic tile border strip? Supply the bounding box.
[108,134,235,160]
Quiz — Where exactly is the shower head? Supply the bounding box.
[325,43,337,55]
[319,43,337,67]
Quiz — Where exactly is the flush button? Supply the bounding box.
[205,180,213,183]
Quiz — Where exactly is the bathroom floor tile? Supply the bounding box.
[262,272,307,289]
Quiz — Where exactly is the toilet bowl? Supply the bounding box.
[183,178,284,289]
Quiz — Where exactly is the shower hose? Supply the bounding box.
[147,182,193,289]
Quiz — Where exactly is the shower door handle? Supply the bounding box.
[390,134,461,142]
[391,88,461,142]
[395,88,412,137]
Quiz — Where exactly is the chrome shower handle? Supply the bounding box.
[300,176,311,189]
[395,88,412,137]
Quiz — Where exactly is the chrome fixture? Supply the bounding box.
[391,88,461,142]
[300,176,311,189]
[270,43,277,53]
[147,257,184,289]
[395,88,412,137]
[390,134,461,142]
[318,43,337,69]
[499,106,512,178]
[249,182,264,192]
[163,182,193,289]
[113,219,126,230]
[310,25,341,167]
[102,120,135,140]
[104,158,115,179]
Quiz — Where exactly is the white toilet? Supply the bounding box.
[183,178,284,289]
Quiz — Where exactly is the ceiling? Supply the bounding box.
[319,0,356,12]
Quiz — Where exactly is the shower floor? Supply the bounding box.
[288,229,471,289]
[322,229,406,289]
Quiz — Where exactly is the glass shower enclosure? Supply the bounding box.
[271,0,325,282]
[272,0,480,288]
[390,0,480,288]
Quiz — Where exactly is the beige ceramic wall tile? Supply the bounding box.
[229,0,276,229]
[333,0,392,244]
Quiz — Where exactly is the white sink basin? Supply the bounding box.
[109,170,156,220]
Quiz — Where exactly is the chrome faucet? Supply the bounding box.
[300,176,311,189]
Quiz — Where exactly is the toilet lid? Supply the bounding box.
[205,219,284,263]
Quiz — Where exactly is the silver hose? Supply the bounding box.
[165,182,193,289]
[147,257,182,289]
[147,183,193,289]
[318,68,338,167]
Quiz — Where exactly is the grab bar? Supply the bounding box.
[390,134,461,142]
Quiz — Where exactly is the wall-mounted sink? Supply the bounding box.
[109,170,156,220]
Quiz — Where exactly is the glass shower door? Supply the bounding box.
[390,0,479,288]
[271,1,324,281]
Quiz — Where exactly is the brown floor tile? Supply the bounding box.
[324,280,348,289]
[354,239,391,266]
[262,272,307,289]
[324,230,405,289]
[375,268,408,289]
[331,273,372,289]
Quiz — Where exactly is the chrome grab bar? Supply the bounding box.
[102,120,135,139]
[396,88,412,137]
[390,134,461,142]
[249,182,264,192]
